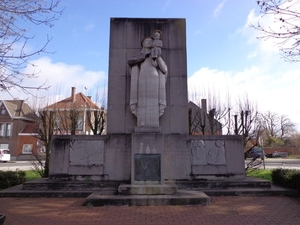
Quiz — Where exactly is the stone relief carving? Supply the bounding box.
[191,140,207,165]
[139,142,157,154]
[128,30,168,127]
[191,140,226,165]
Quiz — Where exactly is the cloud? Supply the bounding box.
[188,64,300,129]
[213,0,227,18]
[162,0,172,11]
[84,23,95,31]
[239,8,300,59]
[1,57,107,104]
[194,30,201,35]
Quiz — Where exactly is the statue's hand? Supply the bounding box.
[152,60,157,67]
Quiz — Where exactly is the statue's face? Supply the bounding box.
[142,38,152,48]
[154,32,160,39]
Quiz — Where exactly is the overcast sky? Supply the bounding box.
[2,0,300,129]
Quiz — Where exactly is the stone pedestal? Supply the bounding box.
[117,132,177,195]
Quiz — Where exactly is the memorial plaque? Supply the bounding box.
[134,154,161,181]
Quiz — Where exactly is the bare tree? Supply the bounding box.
[34,109,55,177]
[56,104,82,135]
[258,111,296,146]
[86,108,106,135]
[232,98,263,147]
[259,111,278,138]
[251,0,300,62]
[0,0,63,94]
[279,114,295,139]
[86,85,107,135]
[188,88,231,135]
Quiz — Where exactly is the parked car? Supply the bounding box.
[265,153,273,158]
[272,151,288,158]
[244,147,265,160]
[0,149,10,162]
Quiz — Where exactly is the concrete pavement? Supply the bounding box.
[0,196,299,225]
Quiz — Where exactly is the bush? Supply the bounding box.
[272,169,300,192]
[0,170,26,190]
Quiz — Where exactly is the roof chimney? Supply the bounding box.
[71,87,76,102]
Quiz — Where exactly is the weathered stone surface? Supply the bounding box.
[189,135,245,179]
[118,182,177,195]
[49,134,245,181]
[134,154,161,181]
[131,133,165,184]
[104,135,131,180]
[107,18,188,135]
[164,135,190,180]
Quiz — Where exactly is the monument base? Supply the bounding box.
[118,182,177,195]
[131,133,165,184]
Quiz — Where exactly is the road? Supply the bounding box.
[0,161,33,171]
[245,158,300,170]
[1,159,300,171]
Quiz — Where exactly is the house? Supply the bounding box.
[42,87,104,135]
[0,100,37,160]
[188,101,222,135]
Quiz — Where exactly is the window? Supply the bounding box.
[77,117,83,130]
[0,102,6,115]
[22,144,33,154]
[0,144,9,149]
[6,124,12,136]
[0,124,4,136]
[55,117,60,130]
[0,123,12,137]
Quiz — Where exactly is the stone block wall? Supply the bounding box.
[49,135,245,181]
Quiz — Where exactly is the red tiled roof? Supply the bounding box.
[20,123,38,134]
[44,92,100,110]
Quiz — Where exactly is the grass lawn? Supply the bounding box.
[25,170,41,181]
[246,169,272,181]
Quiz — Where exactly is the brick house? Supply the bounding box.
[17,123,40,160]
[42,87,103,135]
[0,100,37,160]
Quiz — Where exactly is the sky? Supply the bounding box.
[2,0,300,129]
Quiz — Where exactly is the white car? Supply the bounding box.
[0,149,10,162]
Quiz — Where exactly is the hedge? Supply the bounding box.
[0,170,26,190]
[272,169,300,192]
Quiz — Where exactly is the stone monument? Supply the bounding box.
[106,18,189,194]
[49,18,245,196]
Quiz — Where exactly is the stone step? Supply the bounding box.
[84,190,211,206]
[22,177,271,191]
[175,177,271,189]
[22,178,125,191]
[118,182,177,195]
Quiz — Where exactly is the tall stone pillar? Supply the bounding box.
[107,18,188,194]
[106,18,188,135]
